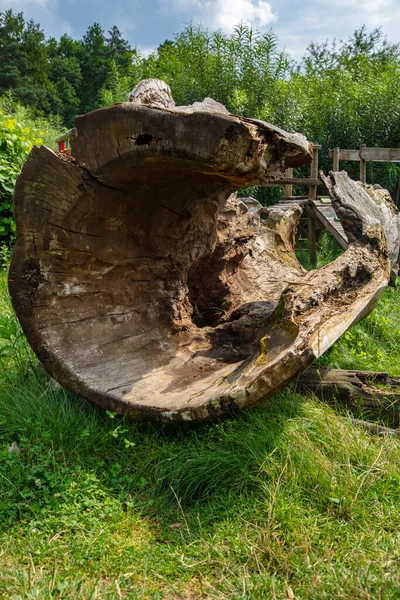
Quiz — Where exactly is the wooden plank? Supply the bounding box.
[309,143,319,200]
[359,147,400,162]
[328,147,400,163]
[332,147,340,171]
[266,177,321,186]
[308,202,348,250]
[281,196,310,200]
[306,206,317,265]
[328,149,360,161]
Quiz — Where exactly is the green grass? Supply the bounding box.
[319,284,400,374]
[0,263,400,599]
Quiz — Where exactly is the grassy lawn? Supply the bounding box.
[0,265,400,599]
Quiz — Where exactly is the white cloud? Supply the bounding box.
[137,45,156,56]
[334,0,400,28]
[160,0,277,33]
[274,0,400,61]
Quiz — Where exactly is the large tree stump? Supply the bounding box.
[8,82,400,420]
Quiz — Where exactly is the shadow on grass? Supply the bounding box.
[0,366,304,528]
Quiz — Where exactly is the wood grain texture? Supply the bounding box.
[321,171,400,274]
[8,87,400,420]
[328,147,400,163]
[359,147,400,162]
[128,78,176,108]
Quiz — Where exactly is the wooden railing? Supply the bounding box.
[329,146,400,183]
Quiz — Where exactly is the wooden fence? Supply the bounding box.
[329,146,400,183]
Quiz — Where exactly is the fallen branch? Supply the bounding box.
[298,367,400,427]
[349,418,400,437]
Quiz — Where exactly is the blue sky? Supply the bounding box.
[3,0,400,60]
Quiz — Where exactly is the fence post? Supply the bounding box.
[307,143,320,266]
[332,147,340,171]
[309,143,320,201]
[360,144,367,183]
[284,168,293,198]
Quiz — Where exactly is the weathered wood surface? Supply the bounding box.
[321,171,400,276]
[128,78,176,109]
[349,419,400,437]
[329,147,400,163]
[8,81,400,420]
[266,177,321,186]
[359,147,400,162]
[308,201,348,249]
[328,149,361,162]
[298,367,400,427]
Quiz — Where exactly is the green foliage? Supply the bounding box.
[0,258,35,382]
[290,28,400,192]
[0,10,44,107]
[0,11,135,126]
[124,23,293,118]
[0,93,61,242]
[99,60,132,107]
[296,230,343,271]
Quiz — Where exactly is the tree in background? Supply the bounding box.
[101,23,399,200]
[0,11,134,125]
[46,34,82,125]
[0,11,47,108]
[290,27,400,190]
[123,23,292,118]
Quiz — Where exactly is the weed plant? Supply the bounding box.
[0,249,399,598]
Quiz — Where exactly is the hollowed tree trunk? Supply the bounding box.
[8,84,400,420]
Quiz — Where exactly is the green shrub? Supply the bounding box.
[0,93,61,243]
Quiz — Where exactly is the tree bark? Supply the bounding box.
[8,82,400,420]
[298,367,400,426]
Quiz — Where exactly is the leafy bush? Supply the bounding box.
[0,93,61,243]
[0,246,37,382]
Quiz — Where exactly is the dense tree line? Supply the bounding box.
[0,10,134,126]
[1,10,400,242]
